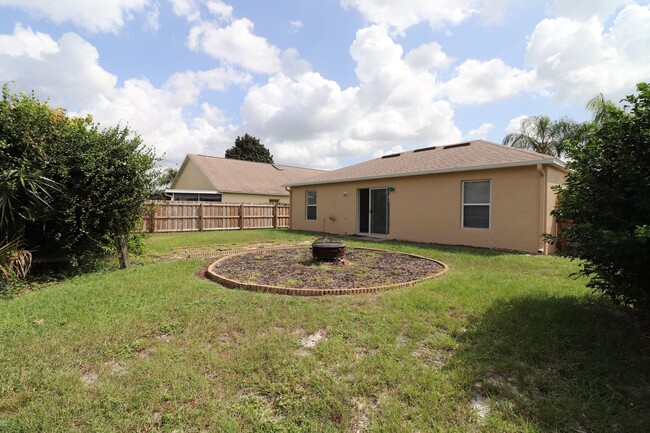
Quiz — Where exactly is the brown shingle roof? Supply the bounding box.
[286,140,565,187]
[187,154,325,196]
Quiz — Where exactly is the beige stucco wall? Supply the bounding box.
[172,160,214,190]
[543,165,567,255]
[221,193,289,204]
[290,165,561,254]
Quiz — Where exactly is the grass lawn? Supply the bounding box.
[1,229,649,432]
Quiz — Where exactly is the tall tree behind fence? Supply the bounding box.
[141,200,290,233]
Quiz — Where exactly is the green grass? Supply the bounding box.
[1,231,649,432]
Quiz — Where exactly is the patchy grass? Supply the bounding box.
[1,231,649,432]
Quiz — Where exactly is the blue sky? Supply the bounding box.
[0,0,648,169]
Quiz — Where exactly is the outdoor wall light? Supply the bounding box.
[389,187,396,192]
[343,192,348,196]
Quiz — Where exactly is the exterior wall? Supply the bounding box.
[290,166,552,254]
[543,165,567,255]
[173,160,214,190]
[221,193,289,204]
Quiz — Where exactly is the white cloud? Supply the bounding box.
[0,0,151,33]
[170,0,201,22]
[0,23,58,59]
[405,42,454,71]
[0,28,117,107]
[526,4,650,103]
[206,0,233,20]
[505,115,529,134]
[187,19,282,74]
[144,2,160,31]
[239,25,463,168]
[341,0,475,33]
[372,145,405,159]
[163,67,251,105]
[442,58,537,104]
[0,25,251,166]
[553,0,630,21]
[341,0,522,32]
[290,20,304,32]
[88,78,237,163]
[479,0,523,25]
[466,123,494,140]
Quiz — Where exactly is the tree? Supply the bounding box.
[225,133,274,164]
[0,84,156,272]
[156,168,178,188]
[503,115,583,158]
[552,83,650,311]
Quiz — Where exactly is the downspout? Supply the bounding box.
[537,164,547,255]
[285,187,292,228]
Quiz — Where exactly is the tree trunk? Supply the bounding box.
[114,226,130,269]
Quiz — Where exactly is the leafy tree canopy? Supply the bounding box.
[0,84,156,267]
[553,82,650,311]
[225,133,274,164]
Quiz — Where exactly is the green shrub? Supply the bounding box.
[553,83,650,311]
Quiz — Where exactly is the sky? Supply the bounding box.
[1,0,649,170]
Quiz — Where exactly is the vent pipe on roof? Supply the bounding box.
[442,142,470,150]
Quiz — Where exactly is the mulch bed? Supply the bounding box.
[211,247,445,290]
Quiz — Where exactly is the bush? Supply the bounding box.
[553,83,650,311]
[0,84,156,271]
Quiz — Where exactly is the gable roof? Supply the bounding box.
[286,140,566,187]
[176,154,325,196]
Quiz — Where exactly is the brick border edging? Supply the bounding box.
[205,246,449,296]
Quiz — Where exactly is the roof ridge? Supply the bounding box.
[188,153,325,171]
[473,140,555,159]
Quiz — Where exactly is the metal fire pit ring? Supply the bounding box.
[311,236,346,261]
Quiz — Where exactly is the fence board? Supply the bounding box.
[142,200,290,233]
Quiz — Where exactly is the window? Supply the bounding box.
[306,191,317,220]
[462,180,490,229]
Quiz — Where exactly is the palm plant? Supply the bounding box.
[0,169,58,281]
[0,169,58,238]
[502,115,581,159]
[0,238,32,280]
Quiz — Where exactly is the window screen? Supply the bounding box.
[306,191,317,220]
[462,181,490,229]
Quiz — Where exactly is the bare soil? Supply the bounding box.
[212,247,444,289]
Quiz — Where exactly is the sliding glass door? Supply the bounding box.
[358,187,389,235]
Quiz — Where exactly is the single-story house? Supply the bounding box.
[285,140,567,254]
[166,154,324,204]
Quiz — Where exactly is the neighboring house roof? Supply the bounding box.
[286,140,567,187]
[175,154,325,196]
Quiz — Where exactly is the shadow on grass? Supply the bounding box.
[454,296,650,432]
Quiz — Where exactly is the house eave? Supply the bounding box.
[165,189,221,194]
[284,158,566,187]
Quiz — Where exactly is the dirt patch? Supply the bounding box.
[301,329,326,348]
[81,366,98,388]
[211,247,445,290]
[471,395,490,423]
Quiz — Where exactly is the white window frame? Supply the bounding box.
[306,190,317,220]
[461,180,491,230]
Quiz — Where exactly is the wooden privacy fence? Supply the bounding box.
[141,200,290,233]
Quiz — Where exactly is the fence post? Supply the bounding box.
[273,204,278,228]
[149,206,156,233]
[239,204,244,230]
[198,203,204,232]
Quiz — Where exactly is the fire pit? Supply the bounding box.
[311,236,346,261]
